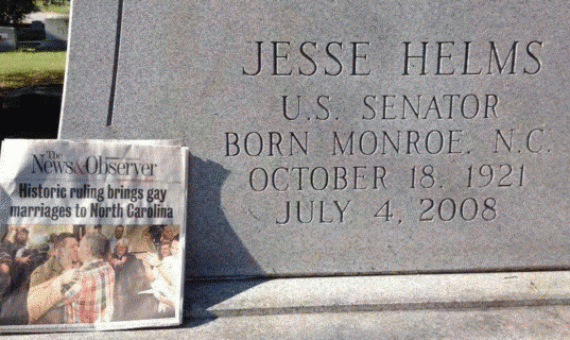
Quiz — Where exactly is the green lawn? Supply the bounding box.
[0,51,66,89]
[35,1,71,15]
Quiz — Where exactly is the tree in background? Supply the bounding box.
[0,0,37,26]
[41,0,69,5]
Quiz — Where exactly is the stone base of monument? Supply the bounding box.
[182,272,570,338]
[7,271,570,338]
[189,271,570,317]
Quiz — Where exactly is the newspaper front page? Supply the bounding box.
[0,139,188,332]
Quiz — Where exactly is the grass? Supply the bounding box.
[0,51,66,89]
[35,1,71,15]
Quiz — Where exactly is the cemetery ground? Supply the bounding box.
[35,1,70,15]
[0,1,69,142]
[0,50,65,89]
[0,50,65,140]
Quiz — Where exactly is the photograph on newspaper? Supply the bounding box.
[0,139,188,332]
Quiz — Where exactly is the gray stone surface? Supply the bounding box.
[4,306,570,339]
[0,27,16,52]
[188,272,570,316]
[3,272,570,337]
[60,0,570,278]
[43,17,68,50]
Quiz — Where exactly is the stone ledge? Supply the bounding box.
[188,271,570,318]
[5,305,570,339]
[4,271,570,338]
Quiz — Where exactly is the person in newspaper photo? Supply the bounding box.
[0,253,12,308]
[160,225,177,244]
[27,232,80,323]
[135,225,181,318]
[110,238,157,321]
[27,233,115,324]
[0,226,47,324]
[109,225,126,255]
[3,226,29,260]
[142,235,180,317]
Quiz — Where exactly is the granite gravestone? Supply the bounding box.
[0,27,16,52]
[60,0,570,278]
[43,17,68,51]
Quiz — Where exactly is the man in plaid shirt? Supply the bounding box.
[60,233,115,323]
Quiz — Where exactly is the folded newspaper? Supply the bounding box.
[0,139,189,332]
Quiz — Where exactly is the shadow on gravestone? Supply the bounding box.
[183,156,266,324]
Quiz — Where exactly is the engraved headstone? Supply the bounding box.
[43,17,68,50]
[0,27,16,52]
[60,0,570,278]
